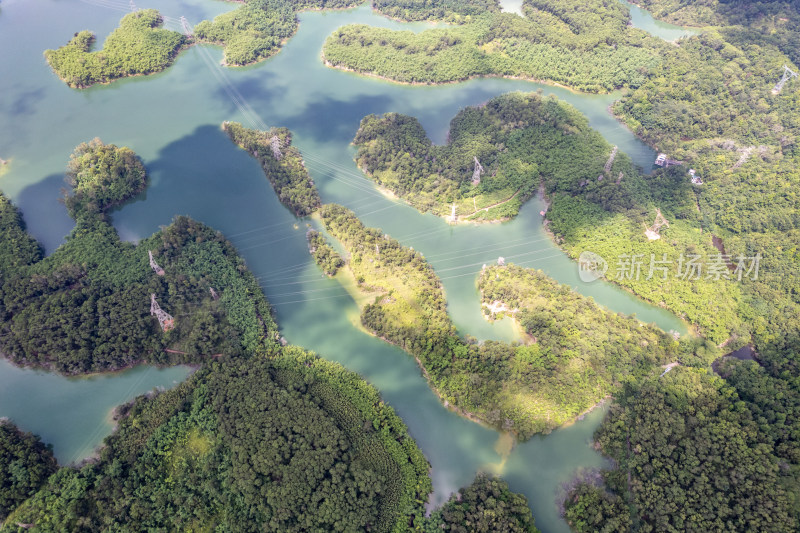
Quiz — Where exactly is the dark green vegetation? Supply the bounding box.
[323,0,664,91]
[224,122,321,216]
[320,204,688,437]
[44,10,185,89]
[307,229,345,276]
[194,0,358,66]
[0,139,277,373]
[426,474,538,532]
[564,368,798,532]
[355,92,612,221]
[2,356,431,532]
[0,421,57,522]
[373,0,499,23]
[63,138,147,219]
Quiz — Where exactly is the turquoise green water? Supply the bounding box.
[0,359,192,464]
[0,1,686,530]
[621,0,699,41]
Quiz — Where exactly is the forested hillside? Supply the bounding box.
[320,204,686,437]
[323,0,664,91]
[44,10,185,88]
[2,356,432,532]
[372,0,499,22]
[0,139,277,373]
[193,0,359,66]
[355,92,748,343]
[564,368,798,532]
[354,92,613,221]
[0,422,57,523]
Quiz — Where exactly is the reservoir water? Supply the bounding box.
[0,1,693,530]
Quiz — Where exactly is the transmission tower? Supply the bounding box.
[180,16,192,37]
[270,135,283,160]
[773,65,798,94]
[644,208,669,240]
[150,294,175,331]
[472,157,484,185]
[129,0,137,11]
[604,146,618,173]
[148,250,165,276]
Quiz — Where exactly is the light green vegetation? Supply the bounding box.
[323,0,665,92]
[320,204,693,438]
[0,141,534,532]
[374,0,500,23]
[44,10,185,88]
[223,122,321,216]
[480,264,684,425]
[194,0,358,66]
[355,91,749,343]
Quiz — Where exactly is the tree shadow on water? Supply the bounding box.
[16,173,74,255]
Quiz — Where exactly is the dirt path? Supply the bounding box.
[464,188,522,219]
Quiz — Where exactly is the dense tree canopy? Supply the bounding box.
[565,368,798,532]
[63,138,147,219]
[0,421,57,522]
[372,0,499,23]
[426,474,538,532]
[323,2,664,92]
[355,92,624,221]
[44,10,185,88]
[1,356,432,532]
[224,122,321,216]
[307,229,345,276]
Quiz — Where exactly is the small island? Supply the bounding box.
[353,92,618,223]
[44,10,186,88]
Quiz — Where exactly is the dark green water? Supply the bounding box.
[0,1,688,530]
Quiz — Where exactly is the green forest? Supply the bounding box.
[224,122,321,216]
[372,0,499,23]
[355,92,748,343]
[0,422,57,523]
[0,138,278,373]
[564,368,798,532]
[193,0,360,66]
[0,142,535,531]
[354,92,615,221]
[323,0,665,92]
[319,204,700,437]
[63,138,147,219]
[44,10,185,88]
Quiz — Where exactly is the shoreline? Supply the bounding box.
[323,59,609,95]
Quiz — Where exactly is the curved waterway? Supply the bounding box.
[0,359,192,464]
[0,1,687,530]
